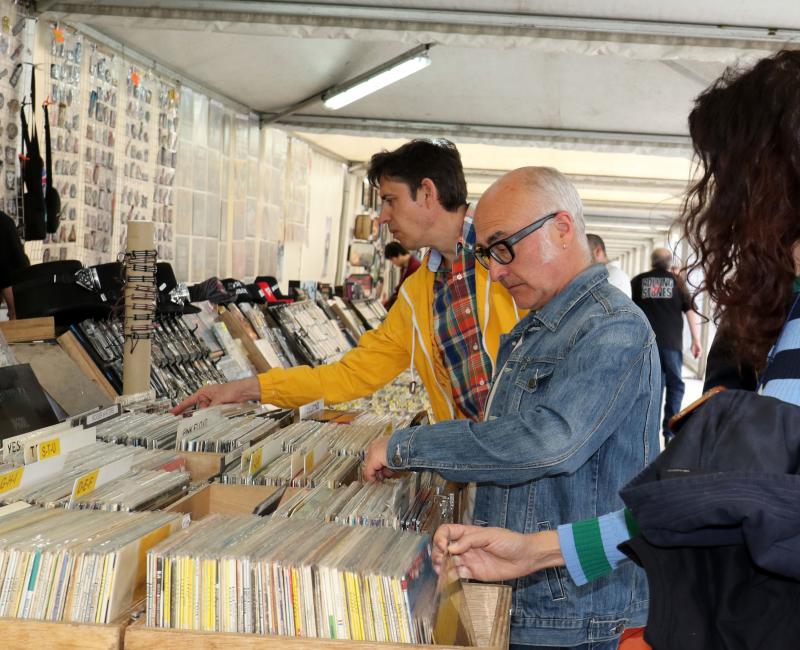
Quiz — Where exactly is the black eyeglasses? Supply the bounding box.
[471,212,559,269]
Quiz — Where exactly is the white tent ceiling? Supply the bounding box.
[39,1,800,261]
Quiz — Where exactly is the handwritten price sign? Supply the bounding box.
[38,438,61,461]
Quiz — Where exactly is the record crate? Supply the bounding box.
[165,481,303,520]
[124,581,511,650]
[0,605,134,650]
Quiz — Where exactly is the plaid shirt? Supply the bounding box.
[430,208,493,421]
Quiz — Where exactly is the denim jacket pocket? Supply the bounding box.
[510,362,555,411]
[535,520,567,601]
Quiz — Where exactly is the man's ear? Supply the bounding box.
[552,211,574,240]
[419,178,438,208]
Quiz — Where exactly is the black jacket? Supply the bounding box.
[620,390,800,649]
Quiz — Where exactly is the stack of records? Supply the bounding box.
[145,515,438,642]
[238,303,297,367]
[219,417,391,488]
[72,315,227,399]
[95,412,179,449]
[270,301,352,366]
[271,472,453,533]
[0,442,189,510]
[178,414,280,455]
[333,370,433,425]
[0,504,182,623]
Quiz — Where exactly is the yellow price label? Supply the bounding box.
[0,467,23,494]
[38,438,61,461]
[249,448,263,474]
[74,469,99,499]
[304,452,314,475]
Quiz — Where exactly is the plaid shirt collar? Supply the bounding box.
[427,205,475,272]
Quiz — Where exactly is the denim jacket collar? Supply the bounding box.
[517,263,609,333]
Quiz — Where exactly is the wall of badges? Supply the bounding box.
[44,25,82,262]
[0,2,30,250]
[20,10,348,288]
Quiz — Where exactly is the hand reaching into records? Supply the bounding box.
[362,436,396,483]
[431,524,564,582]
[170,377,262,415]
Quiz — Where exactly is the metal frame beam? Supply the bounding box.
[281,115,691,152]
[37,2,800,50]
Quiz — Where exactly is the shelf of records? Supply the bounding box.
[0,404,510,650]
[40,268,432,422]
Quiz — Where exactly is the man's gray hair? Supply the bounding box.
[521,167,586,235]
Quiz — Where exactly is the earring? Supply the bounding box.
[562,243,566,249]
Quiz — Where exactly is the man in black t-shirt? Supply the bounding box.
[0,211,29,319]
[632,248,702,444]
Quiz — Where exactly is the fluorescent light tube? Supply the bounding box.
[323,54,431,110]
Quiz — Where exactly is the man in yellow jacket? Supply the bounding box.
[173,139,522,423]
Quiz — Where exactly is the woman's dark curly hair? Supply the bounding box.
[683,50,800,372]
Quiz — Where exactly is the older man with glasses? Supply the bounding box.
[364,167,660,650]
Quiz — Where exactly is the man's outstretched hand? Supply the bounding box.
[170,377,261,415]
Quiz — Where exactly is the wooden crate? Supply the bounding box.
[0,316,55,343]
[57,330,118,400]
[0,603,138,650]
[165,482,303,520]
[218,310,273,374]
[176,450,225,484]
[124,582,511,650]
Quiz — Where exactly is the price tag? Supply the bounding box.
[0,467,23,494]
[35,428,95,463]
[243,438,281,477]
[38,438,61,460]
[249,448,264,475]
[69,456,133,504]
[298,399,324,421]
[73,469,99,499]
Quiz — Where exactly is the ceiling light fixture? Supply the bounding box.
[323,44,431,110]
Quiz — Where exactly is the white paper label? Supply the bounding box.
[298,399,324,420]
[85,404,122,427]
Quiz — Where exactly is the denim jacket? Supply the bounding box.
[387,264,660,646]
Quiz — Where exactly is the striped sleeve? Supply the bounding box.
[556,508,638,586]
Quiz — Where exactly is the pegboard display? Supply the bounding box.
[1,3,33,256]
[83,43,119,262]
[153,79,178,262]
[16,15,329,289]
[256,126,286,279]
[284,136,310,244]
[42,25,82,262]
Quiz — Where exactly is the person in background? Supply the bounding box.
[631,248,702,445]
[432,48,800,650]
[587,233,631,298]
[383,240,420,309]
[0,211,29,320]
[364,166,657,650]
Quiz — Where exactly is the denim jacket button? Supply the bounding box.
[613,623,625,635]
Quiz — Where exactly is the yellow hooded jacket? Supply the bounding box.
[258,254,523,422]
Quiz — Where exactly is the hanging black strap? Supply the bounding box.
[43,103,53,192]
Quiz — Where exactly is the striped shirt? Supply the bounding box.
[429,208,493,421]
[558,280,800,585]
[761,281,800,403]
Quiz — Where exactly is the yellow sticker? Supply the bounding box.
[38,438,61,461]
[0,467,23,494]
[304,451,314,475]
[249,448,263,474]
[74,469,99,499]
